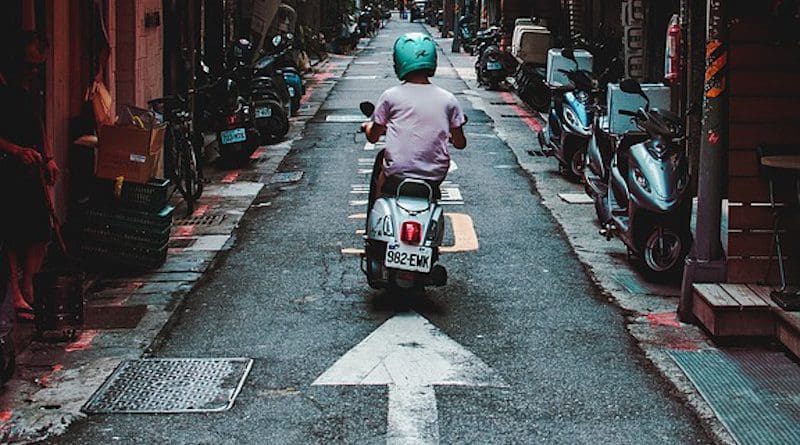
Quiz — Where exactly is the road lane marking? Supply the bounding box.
[440,213,479,253]
[313,312,507,445]
[327,114,366,123]
[350,200,368,206]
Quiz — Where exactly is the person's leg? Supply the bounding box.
[0,245,14,337]
[6,251,31,311]
[21,242,47,306]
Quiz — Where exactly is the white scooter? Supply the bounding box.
[358,101,450,290]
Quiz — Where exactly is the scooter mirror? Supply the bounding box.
[360,101,375,117]
[619,78,643,95]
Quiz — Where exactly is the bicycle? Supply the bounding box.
[148,95,204,214]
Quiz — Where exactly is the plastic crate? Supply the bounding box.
[80,239,168,270]
[81,225,170,250]
[90,178,170,211]
[82,205,174,236]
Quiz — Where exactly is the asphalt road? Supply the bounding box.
[47,17,712,445]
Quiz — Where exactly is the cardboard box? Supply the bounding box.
[607,83,671,134]
[546,48,593,87]
[512,25,551,65]
[95,124,166,184]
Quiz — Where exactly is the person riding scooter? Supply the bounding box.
[359,32,467,290]
[361,32,467,210]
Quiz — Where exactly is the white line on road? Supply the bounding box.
[327,114,367,123]
[313,312,506,445]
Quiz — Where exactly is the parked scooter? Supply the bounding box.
[358,101,451,290]
[209,76,261,164]
[474,26,513,90]
[458,15,476,53]
[587,79,691,281]
[266,33,305,116]
[538,49,597,181]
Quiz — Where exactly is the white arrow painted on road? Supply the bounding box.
[313,312,507,444]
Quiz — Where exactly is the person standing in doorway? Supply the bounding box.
[0,31,59,321]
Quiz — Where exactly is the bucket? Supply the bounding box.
[33,269,85,340]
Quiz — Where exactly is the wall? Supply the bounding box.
[726,5,800,283]
[115,0,163,111]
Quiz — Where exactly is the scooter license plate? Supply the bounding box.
[255,107,273,119]
[486,61,503,71]
[385,243,432,273]
[220,128,247,145]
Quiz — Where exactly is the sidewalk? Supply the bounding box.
[0,53,354,444]
[429,27,800,445]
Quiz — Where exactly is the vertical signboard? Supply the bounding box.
[621,0,646,80]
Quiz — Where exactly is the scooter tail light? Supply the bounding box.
[227,115,239,127]
[401,221,422,244]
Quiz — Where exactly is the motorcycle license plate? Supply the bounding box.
[255,107,273,119]
[385,243,432,273]
[486,61,503,71]
[220,128,247,145]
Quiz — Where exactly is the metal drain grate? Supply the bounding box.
[174,214,226,226]
[527,149,549,157]
[83,358,253,414]
[271,171,304,184]
[670,349,800,445]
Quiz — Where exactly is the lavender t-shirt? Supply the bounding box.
[372,82,465,181]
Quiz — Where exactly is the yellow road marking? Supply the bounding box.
[440,213,479,253]
[341,213,478,255]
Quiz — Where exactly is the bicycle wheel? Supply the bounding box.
[176,140,200,213]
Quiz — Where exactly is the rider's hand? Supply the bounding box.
[14,147,43,166]
[45,159,60,185]
[361,121,372,134]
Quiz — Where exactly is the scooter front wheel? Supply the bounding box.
[639,225,691,282]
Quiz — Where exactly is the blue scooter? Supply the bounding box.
[538,49,597,181]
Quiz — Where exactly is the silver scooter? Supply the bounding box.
[591,79,692,281]
[358,102,449,290]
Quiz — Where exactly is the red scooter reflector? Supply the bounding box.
[227,115,239,126]
[401,221,422,244]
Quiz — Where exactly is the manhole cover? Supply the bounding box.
[174,214,226,226]
[83,358,253,414]
[271,171,304,184]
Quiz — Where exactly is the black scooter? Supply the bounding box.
[587,79,691,281]
[474,26,513,90]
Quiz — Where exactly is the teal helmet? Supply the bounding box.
[392,33,437,80]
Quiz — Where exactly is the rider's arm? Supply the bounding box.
[363,121,386,143]
[450,126,466,149]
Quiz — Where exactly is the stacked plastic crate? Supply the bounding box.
[79,179,173,270]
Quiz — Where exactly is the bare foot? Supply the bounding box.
[13,289,33,312]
